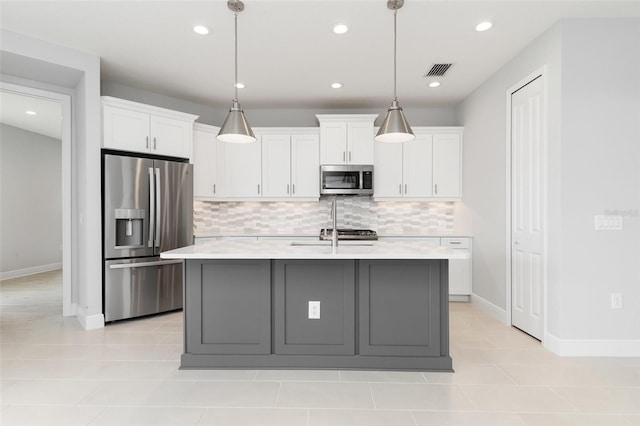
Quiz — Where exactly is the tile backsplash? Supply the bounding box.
[194,198,454,236]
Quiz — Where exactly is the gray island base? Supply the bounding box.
[181,258,452,372]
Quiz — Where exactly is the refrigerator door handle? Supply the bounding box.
[154,168,161,248]
[108,259,183,269]
[148,167,155,248]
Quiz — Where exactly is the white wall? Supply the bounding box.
[1,29,103,329]
[455,18,640,354]
[101,80,456,127]
[0,124,62,277]
[556,19,640,343]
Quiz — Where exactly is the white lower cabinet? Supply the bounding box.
[441,237,472,300]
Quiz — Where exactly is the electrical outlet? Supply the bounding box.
[611,293,623,310]
[308,301,320,319]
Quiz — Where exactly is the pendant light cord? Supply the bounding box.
[393,9,397,101]
[234,11,239,102]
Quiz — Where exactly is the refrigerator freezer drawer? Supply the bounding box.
[104,257,184,322]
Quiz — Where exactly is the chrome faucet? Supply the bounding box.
[331,197,338,250]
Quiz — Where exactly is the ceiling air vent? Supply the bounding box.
[424,63,452,77]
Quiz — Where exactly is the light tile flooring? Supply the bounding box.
[1,270,639,426]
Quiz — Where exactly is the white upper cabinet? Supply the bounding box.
[261,134,292,198]
[224,134,263,198]
[432,132,462,198]
[102,96,198,159]
[374,127,462,201]
[193,123,225,199]
[261,130,320,200]
[317,114,377,165]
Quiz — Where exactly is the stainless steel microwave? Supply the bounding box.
[320,165,374,195]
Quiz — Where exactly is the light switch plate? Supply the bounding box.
[308,301,320,319]
[595,215,623,231]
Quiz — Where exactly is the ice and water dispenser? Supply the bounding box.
[114,208,145,248]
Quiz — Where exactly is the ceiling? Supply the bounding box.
[1,0,640,126]
[0,91,62,139]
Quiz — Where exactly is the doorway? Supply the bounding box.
[507,71,547,341]
[0,82,73,316]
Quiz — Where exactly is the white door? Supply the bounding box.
[224,136,262,198]
[347,122,374,164]
[320,122,347,164]
[511,76,545,340]
[150,116,191,158]
[103,106,150,153]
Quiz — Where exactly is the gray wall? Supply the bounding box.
[455,18,640,344]
[0,124,62,275]
[101,80,456,127]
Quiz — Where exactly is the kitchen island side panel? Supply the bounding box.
[359,260,441,357]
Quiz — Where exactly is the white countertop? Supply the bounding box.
[162,239,470,260]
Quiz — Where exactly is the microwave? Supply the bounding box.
[320,165,374,196]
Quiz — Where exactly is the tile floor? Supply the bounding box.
[1,270,639,426]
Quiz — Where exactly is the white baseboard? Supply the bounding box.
[0,263,62,281]
[544,332,640,357]
[76,306,105,330]
[449,295,471,302]
[470,292,508,324]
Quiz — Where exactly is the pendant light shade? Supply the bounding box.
[217,100,256,143]
[217,0,256,143]
[375,0,414,143]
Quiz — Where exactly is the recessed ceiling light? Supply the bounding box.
[331,82,343,89]
[234,83,245,89]
[429,82,440,88]
[475,21,493,32]
[193,25,210,35]
[333,24,349,34]
[25,110,37,115]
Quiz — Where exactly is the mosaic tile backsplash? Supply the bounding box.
[194,198,454,236]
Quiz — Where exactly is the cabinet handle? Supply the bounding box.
[349,151,352,162]
[435,183,438,194]
[213,184,216,195]
[292,183,295,194]
[287,184,290,194]
[399,184,402,194]
[153,137,157,150]
[146,136,149,149]
[257,184,260,194]
[343,151,346,162]
[404,184,407,194]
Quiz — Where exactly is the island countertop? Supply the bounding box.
[161,238,469,260]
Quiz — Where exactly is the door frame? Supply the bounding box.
[504,66,549,340]
[0,81,74,316]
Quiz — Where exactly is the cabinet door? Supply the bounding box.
[193,128,225,198]
[274,260,355,355]
[103,106,150,153]
[403,133,433,198]
[262,134,292,197]
[374,141,403,198]
[224,137,262,197]
[320,122,347,164]
[432,133,461,198]
[347,122,374,164]
[359,260,441,357]
[441,238,471,295]
[150,116,192,159]
[291,134,320,198]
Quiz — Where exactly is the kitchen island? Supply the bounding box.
[161,239,468,371]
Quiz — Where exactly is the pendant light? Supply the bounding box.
[217,0,256,143]
[375,0,415,143]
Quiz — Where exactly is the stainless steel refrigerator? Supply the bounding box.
[102,152,193,322]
